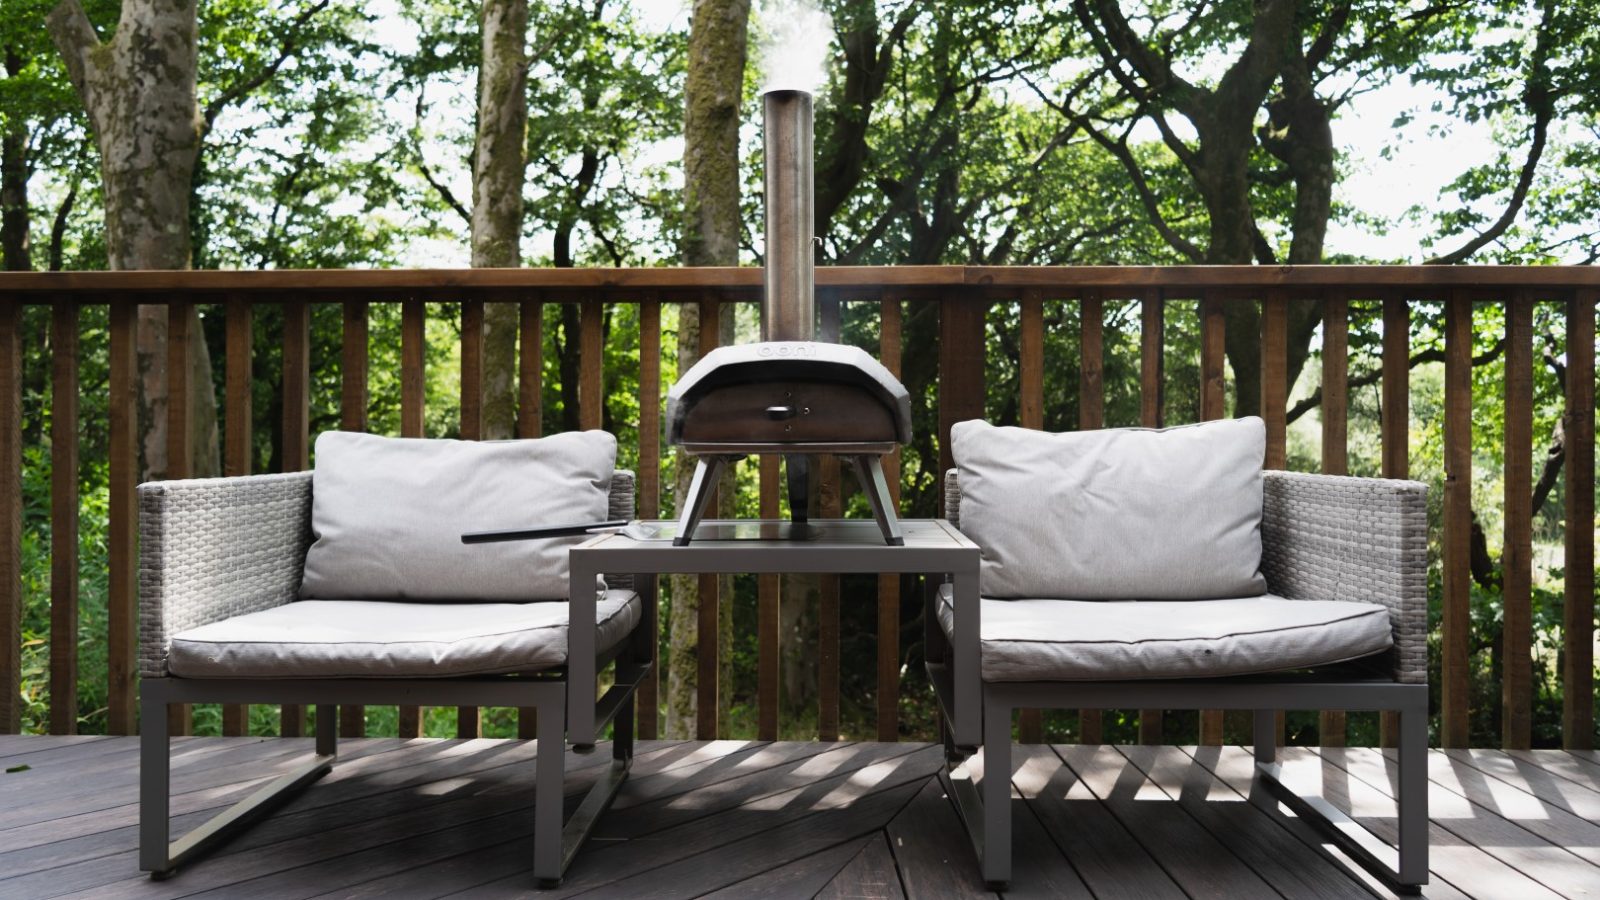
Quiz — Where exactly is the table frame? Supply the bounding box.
[566,518,981,745]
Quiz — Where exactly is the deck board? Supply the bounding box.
[0,738,1589,899]
[815,832,906,900]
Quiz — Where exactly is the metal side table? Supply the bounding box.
[565,518,981,747]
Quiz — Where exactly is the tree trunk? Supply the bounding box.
[50,0,219,480]
[1,50,29,271]
[471,0,528,440]
[666,0,749,739]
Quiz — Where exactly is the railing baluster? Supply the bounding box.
[1078,290,1104,747]
[337,298,366,739]
[1319,296,1349,747]
[457,295,484,740]
[580,298,603,432]
[398,296,426,739]
[1199,290,1226,746]
[50,299,79,735]
[1503,292,1534,751]
[1261,290,1289,748]
[938,292,988,510]
[1442,291,1473,749]
[165,300,194,737]
[758,455,780,742]
[108,301,137,735]
[281,297,310,739]
[1138,289,1164,746]
[638,295,661,741]
[0,297,19,734]
[1380,295,1409,748]
[517,296,542,740]
[1563,290,1596,750]
[818,292,842,743]
[876,292,903,743]
[695,296,720,741]
[518,298,543,440]
[221,295,253,737]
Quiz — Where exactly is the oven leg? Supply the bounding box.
[784,454,810,523]
[851,455,904,545]
[673,457,726,546]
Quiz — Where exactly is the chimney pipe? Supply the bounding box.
[762,89,815,342]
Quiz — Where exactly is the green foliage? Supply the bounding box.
[9,0,1598,747]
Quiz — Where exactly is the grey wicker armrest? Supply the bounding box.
[605,470,635,591]
[138,472,315,678]
[1260,471,1429,684]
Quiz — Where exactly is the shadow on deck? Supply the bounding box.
[2,736,1596,898]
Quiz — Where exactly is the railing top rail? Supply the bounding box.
[0,264,1597,296]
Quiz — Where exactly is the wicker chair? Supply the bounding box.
[136,468,650,887]
[934,468,1429,890]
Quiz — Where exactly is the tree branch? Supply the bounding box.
[1425,1,1558,265]
[201,0,332,134]
[413,92,470,225]
[46,0,104,124]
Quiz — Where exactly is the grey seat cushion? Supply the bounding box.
[300,430,616,602]
[167,590,640,679]
[937,585,1392,681]
[950,417,1267,600]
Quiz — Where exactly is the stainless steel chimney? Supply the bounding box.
[762,90,815,342]
[662,88,911,546]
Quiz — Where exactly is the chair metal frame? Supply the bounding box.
[930,468,1431,892]
[137,469,653,889]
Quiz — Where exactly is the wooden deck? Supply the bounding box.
[2,736,1597,899]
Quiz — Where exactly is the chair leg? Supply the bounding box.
[1253,709,1277,764]
[140,684,172,874]
[534,688,566,887]
[315,705,337,757]
[981,700,1012,888]
[1398,703,1429,886]
[613,693,634,763]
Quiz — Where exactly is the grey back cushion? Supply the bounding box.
[300,430,616,602]
[951,417,1267,600]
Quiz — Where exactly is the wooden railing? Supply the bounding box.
[0,266,1594,750]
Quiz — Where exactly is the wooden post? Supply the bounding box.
[1138,290,1164,745]
[165,301,193,738]
[696,296,720,741]
[518,299,543,440]
[398,297,425,739]
[1378,295,1409,748]
[338,299,366,739]
[0,298,19,734]
[1199,291,1226,746]
[580,298,603,431]
[1502,293,1534,751]
[517,297,543,740]
[938,294,988,511]
[818,293,842,742]
[457,296,484,740]
[280,298,310,739]
[638,296,661,740]
[758,454,781,741]
[1563,290,1596,750]
[107,302,137,736]
[1442,292,1473,749]
[1319,296,1349,747]
[1261,290,1289,747]
[1024,286,1049,743]
[876,294,903,743]
[50,300,80,734]
[1078,290,1104,746]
